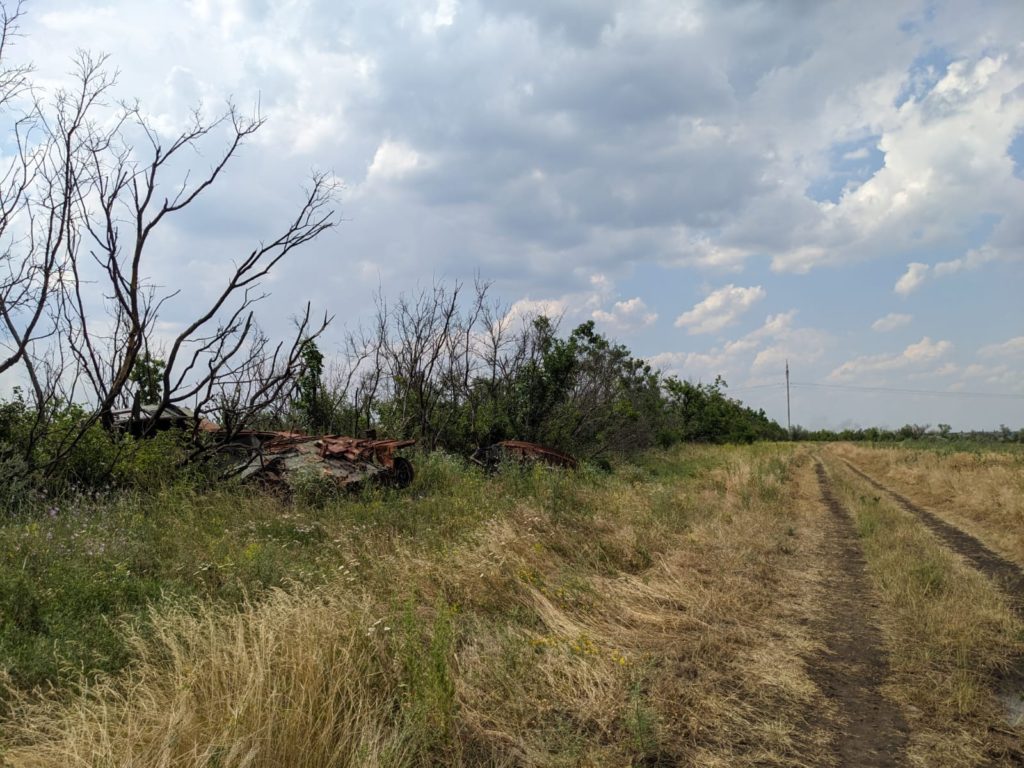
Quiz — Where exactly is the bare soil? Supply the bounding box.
[811,462,909,767]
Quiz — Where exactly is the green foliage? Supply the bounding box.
[413,317,770,458]
[290,465,344,507]
[396,602,458,759]
[294,338,331,433]
[129,353,166,404]
[790,423,1024,445]
[660,376,788,445]
[0,393,198,498]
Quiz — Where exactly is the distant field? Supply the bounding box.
[2,443,1023,767]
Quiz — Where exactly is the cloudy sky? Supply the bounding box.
[11,0,1024,429]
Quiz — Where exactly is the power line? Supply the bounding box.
[725,382,786,393]
[723,380,1024,400]
[790,381,1024,400]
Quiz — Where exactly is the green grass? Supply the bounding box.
[867,439,1024,457]
[0,447,723,699]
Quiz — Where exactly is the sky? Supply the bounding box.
[6,0,1024,430]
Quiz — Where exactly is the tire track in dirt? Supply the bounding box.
[811,461,909,768]
[840,458,1024,619]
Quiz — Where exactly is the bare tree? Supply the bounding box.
[0,2,66,385]
[0,4,337,476]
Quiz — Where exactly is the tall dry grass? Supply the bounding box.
[829,443,1024,565]
[7,591,415,767]
[3,445,837,767]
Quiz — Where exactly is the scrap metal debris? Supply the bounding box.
[471,440,578,471]
[227,432,416,491]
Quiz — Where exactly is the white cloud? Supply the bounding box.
[651,310,829,381]
[933,245,1002,277]
[747,311,830,373]
[503,272,615,328]
[871,313,912,332]
[959,362,1018,387]
[674,284,765,335]
[592,297,657,333]
[423,0,457,31]
[979,336,1024,358]
[664,232,749,270]
[903,337,952,362]
[830,336,953,379]
[894,263,929,296]
[367,140,424,182]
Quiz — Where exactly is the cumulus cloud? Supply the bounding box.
[871,313,912,332]
[502,273,613,328]
[6,0,1023,428]
[592,298,657,333]
[651,310,829,382]
[367,140,425,182]
[979,336,1024,358]
[674,285,765,335]
[894,263,930,296]
[830,337,953,379]
[933,245,1003,276]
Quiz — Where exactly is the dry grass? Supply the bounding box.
[825,458,1024,767]
[829,442,1024,565]
[2,446,838,767]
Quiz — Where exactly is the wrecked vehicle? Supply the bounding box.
[226,432,416,491]
[110,405,416,492]
[471,440,578,471]
[111,404,198,436]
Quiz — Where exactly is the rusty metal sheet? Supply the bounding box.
[474,440,578,470]
[222,431,415,490]
[317,436,416,468]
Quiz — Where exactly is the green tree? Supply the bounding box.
[295,339,329,432]
[129,353,165,404]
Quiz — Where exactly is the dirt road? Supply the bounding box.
[811,462,909,767]
[840,457,1024,619]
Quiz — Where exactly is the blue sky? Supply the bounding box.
[4,0,1023,430]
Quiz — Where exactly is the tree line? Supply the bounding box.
[278,279,787,458]
[2,276,788,489]
[0,0,784,491]
[788,423,1024,444]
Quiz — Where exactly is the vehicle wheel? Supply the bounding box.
[391,456,414,488]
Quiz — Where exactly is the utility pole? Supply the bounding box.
[785,359,792,439]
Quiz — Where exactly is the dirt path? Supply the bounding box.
[840,458,1024,619]
[811,461,909,767]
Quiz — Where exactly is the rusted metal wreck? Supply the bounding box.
[471,440,579,471]
[224,432,416,491]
